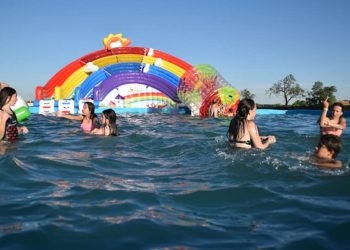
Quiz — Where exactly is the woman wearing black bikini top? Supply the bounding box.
[227,98,276,149]
[0,87,28,142]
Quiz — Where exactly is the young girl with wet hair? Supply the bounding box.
[0,87,29,141]
[227,98,276,149]
[90,109,118,136]
[319,97,346,137]
[57,102,99,133]
[310,134,342,169]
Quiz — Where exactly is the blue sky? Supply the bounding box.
[1,0,349,104]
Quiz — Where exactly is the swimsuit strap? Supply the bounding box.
[234,140,253,146]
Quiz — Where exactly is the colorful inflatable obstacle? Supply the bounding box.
[12,96,31,122]
[178,64,240,117]
[34,33,239,116]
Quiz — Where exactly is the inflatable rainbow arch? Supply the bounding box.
[33,33,240,117]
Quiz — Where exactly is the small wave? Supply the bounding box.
[1,113,350,249]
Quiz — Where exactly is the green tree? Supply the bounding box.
[306,81,337,105]
[292,100,307,107]
[266,74,305,107]
[240,88,256,99]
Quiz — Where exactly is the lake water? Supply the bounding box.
[0,113,349,249]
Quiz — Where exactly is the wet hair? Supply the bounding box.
[227,98,255,143]
[331,102,345,124]
[83,102,97,121]
[0,87,17,109]
[318,134,342,159]
[102,109,118,136]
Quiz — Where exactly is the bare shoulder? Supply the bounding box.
[0,110,9,120]
[247,120,257,131]
[340,117,347,124]
[247,120,256,127]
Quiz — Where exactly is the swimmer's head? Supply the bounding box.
[331,102,344,119]
[0,87,17,108]
[235,98,255,120]
[316,134,342,159]
[83,102,96,118]
[102,109,117,124]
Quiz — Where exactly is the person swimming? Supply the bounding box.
[310,134,342,169]
[90,109,118,136]
[227,98,276,149]
[56,102,99,133]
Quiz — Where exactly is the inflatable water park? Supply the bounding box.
[15,33,241,120]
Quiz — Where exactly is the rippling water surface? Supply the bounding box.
[1,113,349,249]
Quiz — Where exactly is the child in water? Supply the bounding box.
[227,98,276,149]
[310,134,342,169]
[56,102,99,133]
[209,99,220,118]
[319,97,346,137]
[90,109,118,136]
[0,87,29,141]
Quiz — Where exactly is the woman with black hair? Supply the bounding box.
[90,109,118,136]
[227,98,276,149]
[0,87,28,141]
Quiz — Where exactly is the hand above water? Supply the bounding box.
[267,135,276,144]
[56,110,63,117]
[323,96,329,110]
[19,126,29,134]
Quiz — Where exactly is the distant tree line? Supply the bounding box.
[241,74,340,107]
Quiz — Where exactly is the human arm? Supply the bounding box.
[315,160,342,169]
[325,118,346,130]
[260,136,269,142]
[56,110,83,121]
[310,156,342,169]
[18,126,29,134]
[319,97,330,127]
[90,127,105,135]
[247,121,276,150]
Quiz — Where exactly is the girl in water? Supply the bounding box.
[0,87,29,141]
[319,97,346,137]
[227,98,276,149]
[90,109,118,136]
[310,134,342,169]
[56,102,99,133]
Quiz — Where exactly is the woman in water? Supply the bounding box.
[0,87,29,141]
[0,82,9,90]
[90,109,118,136]
[227,98,276,149]
[56,102,99,133]
[319,97,346,137]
